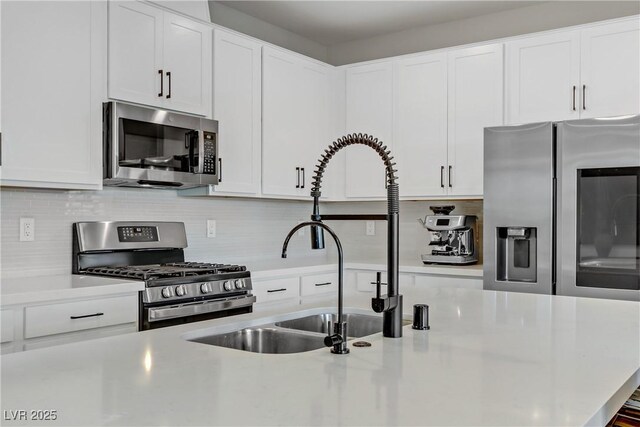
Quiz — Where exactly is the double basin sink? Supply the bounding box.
[187,311,408,354]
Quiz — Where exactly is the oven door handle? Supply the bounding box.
[147,295,256,322]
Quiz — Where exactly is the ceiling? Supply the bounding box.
[216,1,543,46]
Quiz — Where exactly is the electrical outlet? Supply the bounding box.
[297,220,305,237]
[20,217,35,242]
[366,221,375,236]
[206,220,216,238]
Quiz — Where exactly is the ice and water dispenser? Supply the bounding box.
[495,227,537,282]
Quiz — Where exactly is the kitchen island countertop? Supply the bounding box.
[1,286,638,426]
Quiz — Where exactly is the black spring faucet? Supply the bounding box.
[309,133,403,338]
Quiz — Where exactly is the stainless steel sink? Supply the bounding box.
[275,313,378,337]
[186,310,411,354]
[189,327,325,354]
[275,313,411,337]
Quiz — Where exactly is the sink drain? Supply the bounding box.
[352,341,372,348]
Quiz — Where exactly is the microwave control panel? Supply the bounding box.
[202,132,216,175]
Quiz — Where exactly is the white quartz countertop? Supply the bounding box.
[1,287,638,426]
[0,275,144,306]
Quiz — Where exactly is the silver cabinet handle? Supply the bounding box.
[301,167,305,189]
[572,85,576,111]
[295,167,300,188]
[267,288,287,293]
[440,166,445,188]
[582,84,586,110]
[448,165,453,188]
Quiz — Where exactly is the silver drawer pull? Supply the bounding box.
[315,282,332,287]
[370,282,387,286]
[267,288,287,293]
[70,312,104,320]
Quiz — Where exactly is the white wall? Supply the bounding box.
[208,1,329,63]
[327,1,640,65]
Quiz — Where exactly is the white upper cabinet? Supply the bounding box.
[108,1,211,117]
[506,17,639,124]
[262,47,331,198]
[0,1,106,189]
[108,1,163,109]
[580,19,640,119]
[447,43,504,197]
[212,29,261,195]
[393,53,448,198]
[506,30,580,124]
[162,11,211,115]
[345,61,393,198]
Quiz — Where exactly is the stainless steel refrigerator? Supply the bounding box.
[483,115,639,301]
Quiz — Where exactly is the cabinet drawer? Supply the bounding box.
[25,295,138,339]
[1,310,15,343]
[252,277,300,303]
[355,271,413,292]
[301,273,338,296]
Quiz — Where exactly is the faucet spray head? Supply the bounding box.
[311,197,325,250]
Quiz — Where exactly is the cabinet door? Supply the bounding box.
[262,47,329,197]
[213,30,261,195]
[345,62,393,198]
[448,44,504,197]
[163,11,212,116]
[506,30,580,124]
[108,1,164,108]
[1,1,105,189]
[394,53,448,197]
[580,19,640,119]
[296,61,332,196]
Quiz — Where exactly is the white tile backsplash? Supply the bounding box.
[0,188,326,279]
[0,187,482,279]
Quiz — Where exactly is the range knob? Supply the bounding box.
[161,287,173,299]
[223,281,233,291]
[234,279,244,289]
[200,283,211,294]
[175,285,187,297]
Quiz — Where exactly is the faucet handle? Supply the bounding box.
[372,271,390,313]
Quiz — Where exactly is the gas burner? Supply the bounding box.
[84,263,246,281]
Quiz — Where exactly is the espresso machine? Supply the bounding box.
[419,206,479,265]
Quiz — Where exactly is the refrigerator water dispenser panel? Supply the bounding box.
[496,227,537,283]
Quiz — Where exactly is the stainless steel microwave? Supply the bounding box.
[103,102,218,189]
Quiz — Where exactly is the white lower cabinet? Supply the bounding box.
[354,271,413,293]
[252,276,301,308]
[1,293,139,354]
[300,273,338,297]
[24,295,137,339]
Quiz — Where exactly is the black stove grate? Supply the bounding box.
[84,262,246,281]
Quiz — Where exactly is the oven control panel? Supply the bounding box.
[117,226,159,242]
[202,132,216,175]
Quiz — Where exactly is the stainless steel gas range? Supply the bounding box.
[72,221,255,330]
